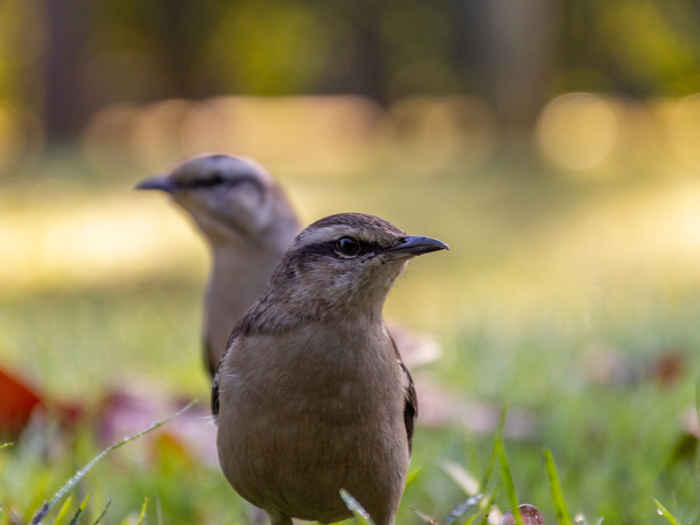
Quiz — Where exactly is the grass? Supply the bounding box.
[1,146,699,524]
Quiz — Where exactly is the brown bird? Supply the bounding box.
[212,213,448,525]
[136,154,441,376]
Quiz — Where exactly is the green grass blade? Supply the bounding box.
[441,461,479,496]
[444,494,482,525]
[475,493,495,525]
[0,442,14,449]
[91,499,111,525]
[30,401,194,525]
[411,507,437,524]
[545,449,572,525]
[496,436,523,525]
[68,495,90,525]
[136,497,148,525]
[654,498,680,525]
[53,495,73,525]
[405,466,423,488]
[480,405,509,492]
[339,489,374,525]
[154,497,163,525]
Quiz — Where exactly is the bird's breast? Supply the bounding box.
[216,323,408,521]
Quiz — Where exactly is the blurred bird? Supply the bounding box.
[136,154,441,376]
[136,155,300,374]
[212,213,448,525]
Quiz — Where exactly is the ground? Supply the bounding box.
[0,145,698,524]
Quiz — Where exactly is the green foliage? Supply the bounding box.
[29,404,192,525]
[654,498,681,525]
[136,498,148,525]
[67,495,90,525]
[53,495,73,525]
[545,449,572,525]
[495,437,523,525]
[2,152,699,524]
[91,499,111,525]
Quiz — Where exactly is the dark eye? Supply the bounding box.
[208,173,224,185]
[336,236,361,257]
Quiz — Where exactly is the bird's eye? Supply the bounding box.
[336,236,361,257]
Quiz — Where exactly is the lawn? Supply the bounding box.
[1,145,698,524]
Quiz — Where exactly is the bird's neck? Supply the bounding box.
[208,241,286,304]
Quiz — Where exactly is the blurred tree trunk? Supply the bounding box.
[43,0,91,144]
[457,0,560,132]
[158,2,210,99]
[322,1,390,107]
[352,11,390,107]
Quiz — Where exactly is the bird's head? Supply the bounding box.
[135,154,300,251]
[266,213,448,322]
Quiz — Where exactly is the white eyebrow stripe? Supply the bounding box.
[296,225,359,246]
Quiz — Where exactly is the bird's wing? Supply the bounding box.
[211,370,221,418]
[211,324,244,419]
[387,327,418,453]
[203,336,217,378]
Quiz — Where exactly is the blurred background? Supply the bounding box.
[2,1,700,524]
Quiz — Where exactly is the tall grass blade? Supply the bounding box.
[472,493,495,525]
[545,449,572,525]
[29,401,194,525]
[654,498,681,525]
[443,494,482,525]
[480,405,509,492]
[496,436,523,525]
[136,498,148,525]
[441,461,479,496]
[0,442,13,449]
[339,489,374,525]
[91,499,111,525]
[155,497,163,525]
[411,507,437,525]
[68,495,90,525]
[405,466,423,488]
[53,495,73,525]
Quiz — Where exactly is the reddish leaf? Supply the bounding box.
[0,367,44,435]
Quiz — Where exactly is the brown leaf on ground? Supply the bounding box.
[503,504,544,525]
[0,367,44,436]
[98,379,218,467]
[582,343,687,388]
[415,376,535,439]
[650,349,686,388]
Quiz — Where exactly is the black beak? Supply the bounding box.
[387,235,449,257]
[134,175,177,193]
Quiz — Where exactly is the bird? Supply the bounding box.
[135,154,441,376]
[212,212,448,525]
[135,155,301,374]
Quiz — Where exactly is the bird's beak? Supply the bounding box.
[134,174,177,193]
[386,235,449,258]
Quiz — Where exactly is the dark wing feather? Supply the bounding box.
[211,372,220,417]
[203,336,217,378]
[387,327,418,453]
[211,324,244,419]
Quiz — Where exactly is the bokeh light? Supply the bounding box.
[535,92,619,173]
